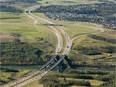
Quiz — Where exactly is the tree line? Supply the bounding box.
[40,75,91,87]
[98,78,115,87]
[0,39,50,65]
[35,2,116,29]
[65,69,109,75]
[88,34,116,44]
[14,0,37,3]
[73,45,116,55]
[0,5,22,13]
[39,71,115,87]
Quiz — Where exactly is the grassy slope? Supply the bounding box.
[0,12,57,46]
[65,26,96,38]
[39,0,112,5]
[69,28,116,65]
[59,78,104,86]
[72,27,115,48]
[34,13,101,39]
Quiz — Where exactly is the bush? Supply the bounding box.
[67,80,91,86]
[88,35,116,44]
[74,45,116,55]
[10,33,21,37]
[65,69,109,75]
[0,40,43,65]
[40,74,91,87]
[99,78,115,87]
[94,75,114,81]
[35,37,44,41]
[5,68,19,72]
[0,5,22,13]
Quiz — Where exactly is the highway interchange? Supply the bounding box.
[1,4,104,87]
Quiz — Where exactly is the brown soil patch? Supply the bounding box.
[0,35,14,42]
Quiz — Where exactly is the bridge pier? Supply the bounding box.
[43,55,68,72]
[54,55,67,72]
[44,55,60,70]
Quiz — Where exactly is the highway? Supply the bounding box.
[58,26,72,55]
[1,5,70,87]
[14,7,70,87]
[25,8,63,54]
[11,5,72,87]
[12,6,72,87]
[1,4,105,87]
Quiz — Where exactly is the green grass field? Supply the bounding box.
[34,13,102,39]
[0,12,57,48]
[65,26,96,38]
[69,28,116,66]
[98,30,116,39]
[39,0,115,5]
[59,78,104,86]
[73,36,115,48]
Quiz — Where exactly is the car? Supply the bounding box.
[67,46,70,48]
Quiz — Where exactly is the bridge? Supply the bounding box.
[1,5,69,87]
[1,3,105,87]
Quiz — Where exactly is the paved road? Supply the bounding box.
[13,6,72,87]
[26,7,72,54]
[13,4,74,86]
[25,8,63,53]
[11,7,71,87]
[58,26,72,55]
[1,6,64,87]
[15,6,105,87]
[1,4,105,87]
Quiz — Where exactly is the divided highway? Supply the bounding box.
[1,4,104,87]
[14,7,71,87]
[25,9,63,54]
[1,5,71,87]
[13,6,72,87]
